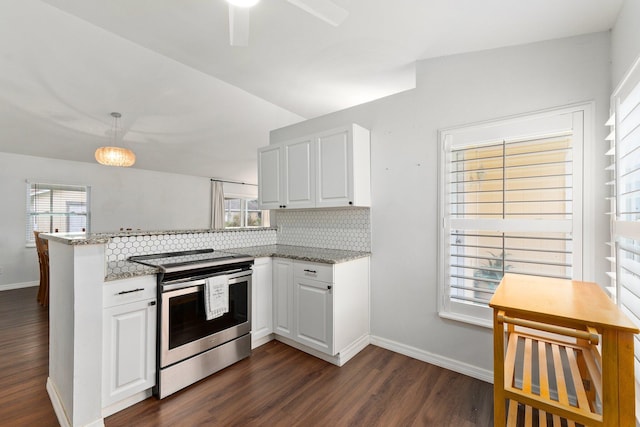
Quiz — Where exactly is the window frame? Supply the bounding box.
[26,181,91,246]
[437,103,594,327]
[606,56,640,424]
[223,196,267,228]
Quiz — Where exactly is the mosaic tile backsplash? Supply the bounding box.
[276,208,371,252]
[104,208,371,263]
[105,228,277,263]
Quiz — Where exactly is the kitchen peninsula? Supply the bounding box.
[42,228,370,427]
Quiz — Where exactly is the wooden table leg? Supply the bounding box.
[494,310,506,427]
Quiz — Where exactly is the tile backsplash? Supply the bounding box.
[276,208,371,252]
[105,228,277,262]
[104,208,371,262]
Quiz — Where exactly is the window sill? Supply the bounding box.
[438,311,493,329]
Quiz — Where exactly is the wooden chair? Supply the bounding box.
[34,231,49,307]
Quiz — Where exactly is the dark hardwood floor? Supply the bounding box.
[0,287,494,426]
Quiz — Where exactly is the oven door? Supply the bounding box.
[160,270,252,368]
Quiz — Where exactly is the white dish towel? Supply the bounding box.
[204,275,229,320]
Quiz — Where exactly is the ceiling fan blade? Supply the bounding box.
[228,5,250,46]
[286,0,348,27]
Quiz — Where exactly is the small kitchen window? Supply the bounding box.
[224,198,267,228]
[26,182,90,245]
[438,104,592,327]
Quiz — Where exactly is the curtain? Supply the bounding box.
[211,181,225,229]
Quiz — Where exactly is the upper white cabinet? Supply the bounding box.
[257,144,283,210]
[284,137,315,208]
[258,124,370,209]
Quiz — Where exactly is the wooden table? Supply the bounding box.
[490,274,638,427]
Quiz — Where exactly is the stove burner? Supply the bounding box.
[128,248,253,273]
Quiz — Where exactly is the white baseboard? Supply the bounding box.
[47,377,71,427]
[47,377,105,427]
[274,334,370,367]
[0,280,38,292]
[252,333,275,349]
[102,389,152,418]
[370,335,493,384]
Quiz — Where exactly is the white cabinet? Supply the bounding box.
[272,258,294,338]
[258,124,370,209]
[295,277,333,353]
[257,144,283,210]
[251,257,273,348]
[283,138,315,208]
[272,257,370,365]
[315,126,370,208]
[102,276,156,409]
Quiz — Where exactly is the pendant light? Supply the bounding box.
[95,112,136,167]
[226,0,260,7]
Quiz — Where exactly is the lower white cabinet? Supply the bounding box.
[102,276,156,409]
[273,258,294,338]
[295,277,333,353]
[272,257,370,364]
[251,257,273,347]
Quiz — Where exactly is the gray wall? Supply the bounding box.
[0,152,211,288]
[611,0,640,89]
[271,32,611,379]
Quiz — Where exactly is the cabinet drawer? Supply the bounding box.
[103,276,156,308]
[294,261,333,283]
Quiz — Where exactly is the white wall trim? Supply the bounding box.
[47,377,106,427]
[0,280,38,292]
[47,377,71,427]
[370,335,493,384]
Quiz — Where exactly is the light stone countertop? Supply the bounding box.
[104,244,370,282]
[41,227,277,245]
[227,244,371,264]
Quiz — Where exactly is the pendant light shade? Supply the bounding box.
[95,112,136,167]
[226,0,260,7]
[95,146,136,167]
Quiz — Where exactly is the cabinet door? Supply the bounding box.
[258,144,283,209]
[102,299,156,408]
[316,128,353,207]
[294,278,333,355]
[272,259,294,338]
[284,138,315,208]
[251,258,273,347]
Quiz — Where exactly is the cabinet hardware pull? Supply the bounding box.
[327,285,332,290]
[149,301,156,306]
[303,269,317,274]
[116,288,145,295]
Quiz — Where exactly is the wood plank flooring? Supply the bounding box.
[0,287,57,426]
[0,287,494,426]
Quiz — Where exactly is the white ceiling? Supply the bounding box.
[0,0,624,182]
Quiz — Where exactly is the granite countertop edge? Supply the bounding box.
[42,227,278,245]
[104,244,371,282]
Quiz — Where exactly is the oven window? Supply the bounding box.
[168,280,248,350]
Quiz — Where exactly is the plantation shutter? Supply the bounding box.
[607,56,640,423]
[440,108,584,325]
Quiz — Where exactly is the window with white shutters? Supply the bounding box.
[606,56,640,423]
[439,106,589,326]
[26,182,90,245]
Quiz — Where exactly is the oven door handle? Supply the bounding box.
[162,269,251,292]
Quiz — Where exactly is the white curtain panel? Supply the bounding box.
[211,181,225,229]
